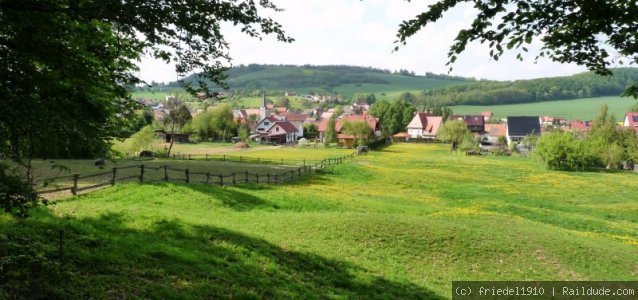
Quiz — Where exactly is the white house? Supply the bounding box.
[406,113,443,139]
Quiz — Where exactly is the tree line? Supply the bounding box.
[421,68,638,106]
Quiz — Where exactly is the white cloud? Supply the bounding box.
[137,0,589,83]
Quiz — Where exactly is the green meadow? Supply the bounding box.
[451,96,638,121]
[2,144,637,298]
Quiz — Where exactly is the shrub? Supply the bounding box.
[0,164,40,218]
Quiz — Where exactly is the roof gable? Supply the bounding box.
[268,121,298,134]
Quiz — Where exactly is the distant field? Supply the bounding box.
[333,74,464,98]
[451,96,637,121]
[132,90,171,101]
[3,143,636,298]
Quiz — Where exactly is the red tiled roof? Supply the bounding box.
[570,120,592,131]
[335,114,378,132]
[481,111,493,118]
[484,124,507,137]
[245,109,261,117]
[283,113,307,122]
[393,132,410,138]
[317,118,329,132]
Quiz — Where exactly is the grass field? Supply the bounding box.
[451,96,638,121]
[25,145,352,190]
[3,144,637,298]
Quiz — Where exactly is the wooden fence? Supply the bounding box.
[158,153,330,166]
[35,154,355,197]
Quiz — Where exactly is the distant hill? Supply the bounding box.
[420,68,638,106]
[156,64,474,96]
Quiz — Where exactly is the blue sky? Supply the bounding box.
[137,0,589,84]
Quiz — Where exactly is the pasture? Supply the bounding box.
[2,144,637,298]
[451,96,637,121]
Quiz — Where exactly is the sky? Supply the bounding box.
[136,0,590,84]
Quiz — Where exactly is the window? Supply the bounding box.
[264,121,270,125]
[276,127,279,132]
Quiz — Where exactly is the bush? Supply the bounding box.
[0,164,41,218]
[535,131,599,170]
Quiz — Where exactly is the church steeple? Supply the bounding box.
[260,91,270,119]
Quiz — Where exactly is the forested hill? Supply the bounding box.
[160,64,473,93]
[422,68,638,106]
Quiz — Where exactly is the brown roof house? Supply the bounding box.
[262,121,300,144]
[406,113,443,139]
[448,115,485,133]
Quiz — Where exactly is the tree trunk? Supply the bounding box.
[166,122,176,156]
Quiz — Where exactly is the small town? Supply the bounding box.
[2,1,638,299]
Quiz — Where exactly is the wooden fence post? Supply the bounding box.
[267,173,271,184]
[281,158,284,165]
[245,170,249,183]
[205,154,208,160]
[274,173,278,184]
[298,168,301,177]
[188,154,191,160]
[232,173,236,184]
[185,169,190,183]
[139,165,145,183]
[256,173,259,183]
[206,172,210,184]
[111,167,117,186]
[72,174,79,195]
[240,156,242,162]
[219,174,223,186]
[164,165,168,181]
[303,159,306,165]
[223,155,226,161]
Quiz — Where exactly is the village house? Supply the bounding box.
[623,112,638,134]
[155,129,190,144]
[481,111,493,120]
[318,114,379,147]
[251,94,304,144]
[406,112,443,139]
[448,115,485,133]
[351,100,370,115]
[506,116,541,144]
[570,120,592,132]
[480,123,508,150]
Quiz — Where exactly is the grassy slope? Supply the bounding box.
[451,96,637,121]
[3,144,637,298]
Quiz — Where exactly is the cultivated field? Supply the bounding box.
[451,96,637,121]
[2,144,637,298]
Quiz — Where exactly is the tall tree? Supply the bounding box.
[437,120,471,150]
[324,116,337,146]
[0,0,291,214]
[165,105,192,156]
[343,121,373,147]
[395,0,638,97]
[210,104,235,142]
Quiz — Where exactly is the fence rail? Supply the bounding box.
[132,152,345,166]
[34,153,356,198]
